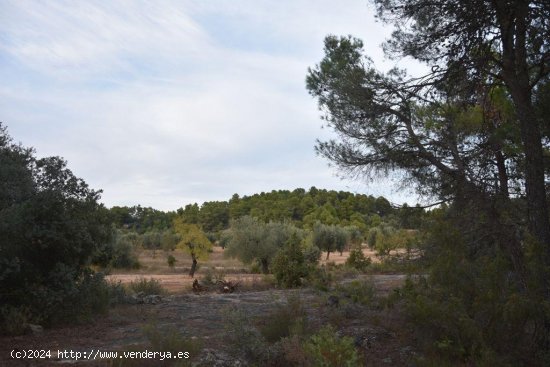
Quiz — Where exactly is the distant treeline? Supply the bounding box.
[108,187,425,234]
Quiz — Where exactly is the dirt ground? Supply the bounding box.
[1,247,415,366]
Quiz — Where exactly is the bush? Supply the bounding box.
[109,234,141,269]
[345,246,371,271]
[303,245,321,265]
[107,280,129,305]
[258,294,308,343]
[0,124,114,328]
[306,267,333,291]
[335,279,375,306]
[201,268,225,285]
[224,305,269,363]
[167,254,177,269]
[128,278,166,295]
[303,325,361,366]
[271,234,309,288]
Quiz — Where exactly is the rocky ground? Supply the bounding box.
[1,274,415,366]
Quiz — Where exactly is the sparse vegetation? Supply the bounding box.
[303,325,361,367]
[128,278,166,296]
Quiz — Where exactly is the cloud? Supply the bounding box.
[0,0,423,210]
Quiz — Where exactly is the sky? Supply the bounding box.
[0,0,424,211]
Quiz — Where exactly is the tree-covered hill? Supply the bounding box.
[109,188,425,235]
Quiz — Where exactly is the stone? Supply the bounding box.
[25,323,43,335]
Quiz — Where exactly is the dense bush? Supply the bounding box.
[258,294,308,343]
[0,124,114,330]
[128,278,166,296]
[399,212,550,366]
[271,234,309,288]
[108,232,141,269]
[303,325,360,366]
[345,246,371,271]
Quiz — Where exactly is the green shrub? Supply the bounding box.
[128,278,166,295]
[109,235,140,269]
[271,234,308,288]
[345,246,371,271]
[201,268,225,286]
[259,294,308,343]
[335,279,375,306]
[303,325,361,366]
[224,305,269,362]
[107,281,129,305]
[167,254,177,269]
[0,125,114,329]
[307,267,333,291]
[303,245,321,265]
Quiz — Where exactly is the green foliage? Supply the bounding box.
[345,246,371,271]
[271,234,309,288]
[107,231,140,269]
[303,325,360,367]
[303,244,321,265]
[335,279,375,306]
[312,222,349,259]
[173,219,212,260]
[397,215,550,365]
[259,294,308,343]
[177,188,397,232]
[167,254,177,269]
[173,218,212,277]
[225,216,300,274]
[109,205,175,234]
[0,124,113,327]
[307,267,334,292]
[224,305,269,363]
[128,278,166,296]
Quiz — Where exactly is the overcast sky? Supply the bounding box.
[0,0,424,211]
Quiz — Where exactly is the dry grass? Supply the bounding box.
[106,245,408,294]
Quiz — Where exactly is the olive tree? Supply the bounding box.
[224,216,299,274]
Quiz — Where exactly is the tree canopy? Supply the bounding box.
[306,0,550,362]
[173,218,212,277]
[0,123,112,325]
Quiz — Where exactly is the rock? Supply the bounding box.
[193,348,246,367]
[144,295,162,304]
[25,323,43,335]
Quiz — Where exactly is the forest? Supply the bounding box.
[2,0,550,366]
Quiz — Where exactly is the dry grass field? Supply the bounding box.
[106,245,388,293]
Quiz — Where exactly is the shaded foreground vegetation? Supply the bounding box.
[3,0,550,365]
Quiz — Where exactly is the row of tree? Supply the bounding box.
[109,188,425,236]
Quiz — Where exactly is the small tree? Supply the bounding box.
[346,246,371,271]
[167,254,177,269]
[173,218,212,278]
[313,223,349,260]
[271,233,308,288]
[225,216,298,274]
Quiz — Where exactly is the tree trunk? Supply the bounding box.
[497,1,550,251]
[189,253,198,278]
[326,251,330,260]
[260,258,269,274]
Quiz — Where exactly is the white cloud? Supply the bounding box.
[0,0,423,210]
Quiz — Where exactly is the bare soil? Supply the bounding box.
[1,247,416,366]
